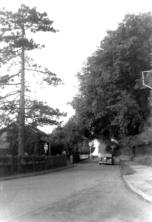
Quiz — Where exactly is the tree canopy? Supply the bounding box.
[0,4,64,128]
[72,12,152,141]
[0,4,65,155]
[49,117,92,156]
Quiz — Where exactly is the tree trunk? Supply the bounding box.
[18,27,25,156]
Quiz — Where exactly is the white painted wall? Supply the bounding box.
[92,139,106,157]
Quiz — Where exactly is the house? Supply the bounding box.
[0,124,49,156]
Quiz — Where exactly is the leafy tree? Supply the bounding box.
[49,117,91,157]
[0,5,63,155]
[73,12,152,141]
[49,127,66,155]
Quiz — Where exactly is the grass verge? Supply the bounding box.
[134,155,152,166]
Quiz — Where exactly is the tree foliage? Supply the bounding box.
[49,117,91,156]
[72,13,152,140]
[0,4,63,128]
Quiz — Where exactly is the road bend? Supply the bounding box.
[0,159,152,222]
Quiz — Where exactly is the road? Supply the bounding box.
[0,159,152,222]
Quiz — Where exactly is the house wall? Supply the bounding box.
[0,131,10,155]
[0,127,49,156]
[98,139,106,156]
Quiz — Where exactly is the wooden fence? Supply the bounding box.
[0,155,67,177]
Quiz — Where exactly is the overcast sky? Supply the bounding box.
[0,0,152,130]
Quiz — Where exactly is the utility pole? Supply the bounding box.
[18,25,25,156]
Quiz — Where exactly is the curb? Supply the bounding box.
[123,175,152,204]
[120,161,152,204]
[0,164,74,181]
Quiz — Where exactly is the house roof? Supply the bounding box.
[0,123,48,137]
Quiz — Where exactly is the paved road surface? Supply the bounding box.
[0,160,152,222]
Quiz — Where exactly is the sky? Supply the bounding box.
[0,0,152,132]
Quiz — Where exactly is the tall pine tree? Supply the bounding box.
[0,4,63,155]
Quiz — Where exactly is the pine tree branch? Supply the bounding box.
[25,67,54,75]
[0,83,20,85]
[0,72,20,84]
[0,91,19,99]
[8,72,20,80]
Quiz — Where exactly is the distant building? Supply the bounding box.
[0,124,49,156]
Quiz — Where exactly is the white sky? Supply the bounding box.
[0,0,152,131]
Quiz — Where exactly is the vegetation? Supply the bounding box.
[1,9,152,157]
[49,117,94,157]
[72,13,152,144]
[0,5,64,155]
